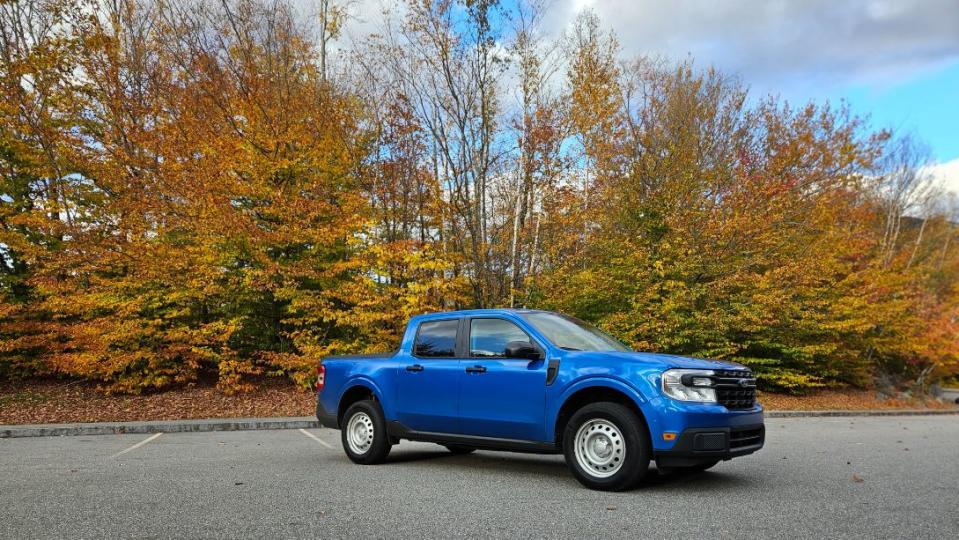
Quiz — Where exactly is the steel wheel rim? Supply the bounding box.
[574,418,625,478]
[346,412,374,454]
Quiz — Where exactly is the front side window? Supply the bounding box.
[469,318,532,358]
[520,312,631,352]
[414,319,458,357]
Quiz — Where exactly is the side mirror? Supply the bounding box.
[505,341,541,360]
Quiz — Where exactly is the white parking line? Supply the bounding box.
[299,428,334,449]
[111,432,163,458]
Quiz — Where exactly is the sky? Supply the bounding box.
[337,0,959,192]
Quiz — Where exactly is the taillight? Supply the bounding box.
[316,363,326,393]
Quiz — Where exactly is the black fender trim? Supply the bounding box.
[546,359,560,386]
[387,421,560,454]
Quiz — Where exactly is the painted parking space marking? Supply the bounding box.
[111,432,163,458]
[299,428,334,449]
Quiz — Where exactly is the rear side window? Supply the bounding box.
[469,318,531,358]
[414,320,459,357]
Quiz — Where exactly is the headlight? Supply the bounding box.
[661,369,718,403]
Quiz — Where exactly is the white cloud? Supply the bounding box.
[927,158,959,196]
[329,1,959,96]
[539,0,959,92]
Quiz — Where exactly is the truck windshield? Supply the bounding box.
[520,313,632,352]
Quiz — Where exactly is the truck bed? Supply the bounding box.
[323,351,397,361]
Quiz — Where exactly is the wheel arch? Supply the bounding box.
[550,379,655,447]
[337,378,386,427]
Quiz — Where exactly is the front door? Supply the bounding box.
[457,317,548,441]
[394,318,461,434]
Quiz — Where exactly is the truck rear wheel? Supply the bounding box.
[341,400,392,464]
[562,402,650,491]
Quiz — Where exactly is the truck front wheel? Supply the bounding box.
[341,400,392,464]
[562,402,651,491]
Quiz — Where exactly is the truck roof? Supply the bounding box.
[410,308,546,323]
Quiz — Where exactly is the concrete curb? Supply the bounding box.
[765,409,959,418]
[2,409,957,438]
[0,416,319,438]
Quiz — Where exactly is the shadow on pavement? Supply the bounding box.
[384,449,463,464]
[643,467,754,491]
[383,445,753,491]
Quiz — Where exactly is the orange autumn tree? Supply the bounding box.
[1,0,458,392]
[0,0,101,378]
[532,56,946,393]
[2,0,957,395]
[38,0,375,392]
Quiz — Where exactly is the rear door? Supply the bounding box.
[393,318,462,433]
[457,317,548,441]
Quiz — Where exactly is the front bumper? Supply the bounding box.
[315,397,339,429]
[654,424,765,467]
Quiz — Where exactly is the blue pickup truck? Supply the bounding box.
[315,309,764,490]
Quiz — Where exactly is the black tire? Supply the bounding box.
[562,402,651,491]
[443,444,476,455]
[341,400,392,464]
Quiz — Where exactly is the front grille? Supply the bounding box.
[713,369,757,409]
[730,427,764,449]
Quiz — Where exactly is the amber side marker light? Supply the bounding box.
[663,432,677,441]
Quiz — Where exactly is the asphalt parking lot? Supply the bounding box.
[1,416,957,539]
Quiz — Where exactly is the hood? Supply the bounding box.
[574,351,745,371]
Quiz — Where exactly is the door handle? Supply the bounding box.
[406,364,424,372]
[465,365,487,374]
